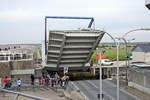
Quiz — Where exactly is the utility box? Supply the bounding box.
[45,29,105,71]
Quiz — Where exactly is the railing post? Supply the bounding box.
[14,94,19,100]
[0,88,49,100]
[2,91,5,97]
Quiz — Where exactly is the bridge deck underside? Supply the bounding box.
[46,30,105,69]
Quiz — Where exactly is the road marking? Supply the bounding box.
[80,81,99,100]
[73,82,90,100]
[103,80,139,100]
[87,80,98,88]
[87,80,115,100]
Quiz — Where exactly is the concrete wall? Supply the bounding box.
[132,52,145,62]
[0,62,11,78]
[132,52,150,63]
[11,60,34,70]
[128,69,150,94]
[145,52,150,63]
[0,60,34,78]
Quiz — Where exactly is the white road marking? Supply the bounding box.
[73,82,90,100]
[87,80,115,100]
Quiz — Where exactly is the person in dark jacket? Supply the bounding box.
[31,74,35,85]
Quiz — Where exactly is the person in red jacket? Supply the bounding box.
[3,76,8,88]
[41,77,44,86]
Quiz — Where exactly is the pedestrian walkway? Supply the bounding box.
[122,86,150,100]
[108,79,150,100]
[0,88,66,100]
[0,81,85,100]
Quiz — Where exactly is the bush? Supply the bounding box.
[68,72,107,81]
[91,46,133,62]
[68,72,97,81]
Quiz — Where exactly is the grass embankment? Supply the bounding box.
[91,46,133,64]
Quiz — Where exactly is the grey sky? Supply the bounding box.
[0,0,150,44]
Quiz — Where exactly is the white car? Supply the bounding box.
[101,59,113,66]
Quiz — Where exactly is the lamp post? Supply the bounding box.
[122,28,150,38]
[103,32,120,100]
[116,37,135,86]
[118,28,150,86]
[99,52,102,100]
[116,40,120,100]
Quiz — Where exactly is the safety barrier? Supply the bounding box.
[0,88,49,100]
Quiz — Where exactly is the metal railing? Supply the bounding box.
[0,88,49,100]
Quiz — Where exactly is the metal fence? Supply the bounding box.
[0,88,49,100]
[128,66,150,91]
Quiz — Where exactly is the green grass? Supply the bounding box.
[91,46,133,64]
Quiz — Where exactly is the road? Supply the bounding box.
[73,80,138,100]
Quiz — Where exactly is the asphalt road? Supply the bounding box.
[73,80,138,100]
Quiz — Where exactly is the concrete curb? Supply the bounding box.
[70,82,89,100]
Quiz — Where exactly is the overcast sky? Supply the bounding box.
[0,0,150,44]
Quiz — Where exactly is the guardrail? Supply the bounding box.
[0,88,49,100]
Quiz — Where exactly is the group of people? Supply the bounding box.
[2,76,22,90]
[38,72,70,88]
[1,72,70,90]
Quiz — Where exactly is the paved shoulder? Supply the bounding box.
[74,80,138,100]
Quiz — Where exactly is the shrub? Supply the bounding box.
[68,72,107,81]
[68,72,97,81]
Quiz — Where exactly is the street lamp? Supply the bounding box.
[118,28,150,86]
[103,32,120,100]
[122,28,150,38]
[116,37,135,86]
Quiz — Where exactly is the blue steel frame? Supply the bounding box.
[45,16,94,55]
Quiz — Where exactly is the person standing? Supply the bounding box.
[17,78,21,91]
[65,75,69,86]
[41,77,44,86]
[3,76,8,89]
[55,72,59,85]
[51,78,55,87]
[38,76,41,86]
[31,74,35,86]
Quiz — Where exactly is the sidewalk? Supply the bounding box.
[0,83,85,100]
[122,86,150,100]
[0,88,66,100]
[107,78,150,100]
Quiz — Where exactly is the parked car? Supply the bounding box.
[101,59,113,66]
